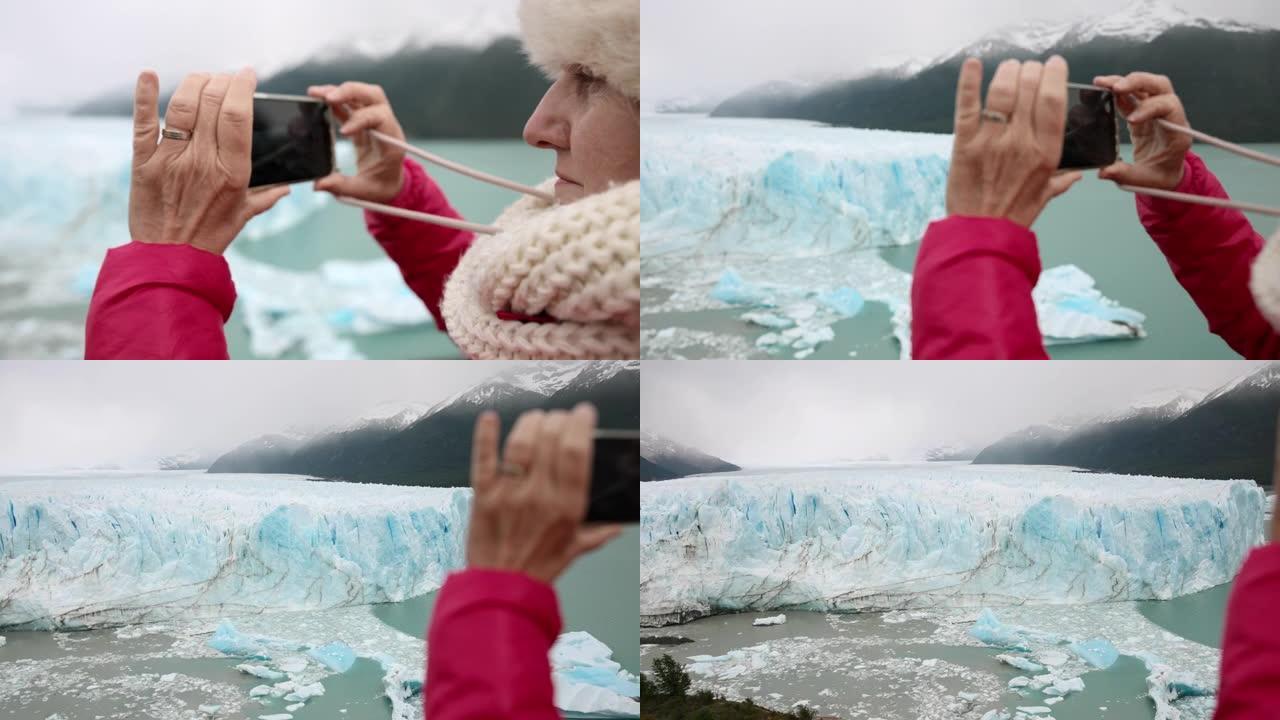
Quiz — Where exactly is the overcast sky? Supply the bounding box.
[643,0,1280,105]
[642,361,1266,466]
[0,0,517,111]
[0,362,516,472]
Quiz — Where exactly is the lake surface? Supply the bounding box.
[0,115,551,359]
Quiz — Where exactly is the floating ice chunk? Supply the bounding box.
[741,311,793,329]
[711,268,770,306]
[1036,650,1069,668]
[0,636,5,648]
[753,614,786,626]
[197,705,221,716]
[1009,676,1032,688]
[957,691,979,701]
[1034,265,1147,344]
[1069,638,1119,669]
[1045,697,1062,705]
[971,610,1061,650]
[276,657,308,674]
[819,287,865,317]
[1016,707,1052,715]
[209,623,270,658]
[995,654,1045,673]
[159,672,177,682]
[981,711,1012,720]
[237,664,285,681]
[1043,677,1085,696]
[286,704,303,713]
[258,715,293,720]
[308,642,356,673]
[1137,653,1212,719]
[249,685,271,697]
[550,631,641,706]
[284,682,325,702]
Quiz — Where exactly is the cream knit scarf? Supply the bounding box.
[440,179,640,359]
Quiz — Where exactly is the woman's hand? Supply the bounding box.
[465,404,622,585]
[307,82,407,203]
[946,56,1082,229]
[129,69,290,255]
[1092,72,1193,190]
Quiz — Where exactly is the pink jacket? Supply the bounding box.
[911,152,1280,359]
[426,569,562,719]
[1215,543,1280,718]
[85,158,472,359]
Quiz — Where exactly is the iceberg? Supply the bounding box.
[752,614,787,627]
[640,465,1265,625]
[0,472,470,629]
[550,631,641,716]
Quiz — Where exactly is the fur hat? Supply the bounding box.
[1251,229,1280,331]
[519,0,639,100]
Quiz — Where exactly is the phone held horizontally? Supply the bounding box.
[1059,83,1119,171]
[249,93,336,188]
[587,429,640,524]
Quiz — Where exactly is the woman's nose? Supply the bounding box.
[523,80,572,151]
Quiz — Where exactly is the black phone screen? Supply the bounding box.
[587,432,639,523]
[1060,85,1118,170]
[250,96,334,188]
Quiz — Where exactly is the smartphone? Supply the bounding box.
[250,93,336,188]
[587,429,639,523]
[1059,83,1119,171]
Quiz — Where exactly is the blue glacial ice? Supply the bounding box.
[639,464,1265,625]
[641,114,1146,359]
[0,472,470,629]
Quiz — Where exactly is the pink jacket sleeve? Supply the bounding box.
[425,569,562,720]
[1215,543,1280,718]
[910,216,1049,359]
[1137,152,1280,359]
[365,158,475,332]
[84,242,235,359]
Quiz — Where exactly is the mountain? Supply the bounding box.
[208,362,639,486]
[924,444,980,462]
[974,364,1280,486]
[156,450,221,471]
[640,431,740,481]
[73,37,549,139]
[711,1,1280,142]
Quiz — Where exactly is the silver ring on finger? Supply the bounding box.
[981,109,1010,124]
[162,127,193,141]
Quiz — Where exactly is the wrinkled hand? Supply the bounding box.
[307,82,407,203]
[946,56,1082,229]
[129,69,290,255]
[465,404,622,584]
[1092,73,1192,190]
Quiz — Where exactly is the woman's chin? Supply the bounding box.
[554,179,586,204]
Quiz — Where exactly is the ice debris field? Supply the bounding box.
[0,115,432,359]
[640,464,1265,625]
[643,599,1222,720]
[640,114,1146,359]
[0,472,640,718]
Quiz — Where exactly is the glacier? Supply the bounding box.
[0,115,430,360]
[641,114,1146,359]
[0,471,469,628]
[640,464,1265,626]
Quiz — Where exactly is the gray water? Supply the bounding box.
[641,139,1280,360]
[641,583,1231,719]
[0,528,638,720]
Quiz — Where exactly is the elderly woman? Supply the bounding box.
[85,0,639,360]
[911,56,1280,359]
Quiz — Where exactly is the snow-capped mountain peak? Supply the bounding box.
[936,0,1271,67]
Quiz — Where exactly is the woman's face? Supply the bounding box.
[524,65,640,203]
